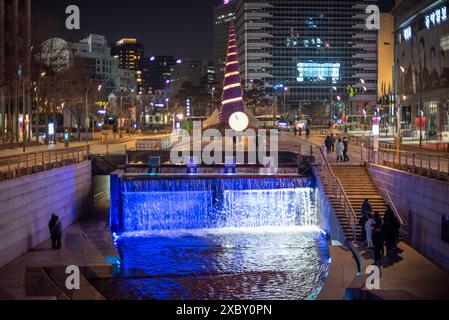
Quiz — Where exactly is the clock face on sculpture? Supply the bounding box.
[229,112,249,132]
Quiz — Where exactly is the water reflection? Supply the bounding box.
[108,227,330,300]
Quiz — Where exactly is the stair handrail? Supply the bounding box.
[368,173,405,227]
[315,146,358,242]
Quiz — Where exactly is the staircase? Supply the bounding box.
[330,165,389,239]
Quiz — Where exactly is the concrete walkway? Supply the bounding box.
[0,191,118,300]
[0,134,170,158]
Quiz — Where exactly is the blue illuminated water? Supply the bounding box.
[105,177,330,300]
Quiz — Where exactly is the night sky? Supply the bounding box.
[32,0,396,60]
[32,0,221,60]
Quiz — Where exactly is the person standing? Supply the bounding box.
[359,212,368,244]
[365,214,375,249]
[49,214,62,250]
[294,126,298,136]
[343,137,350,162]
[336,139,344,162]
[306,127,311,139]
[325,135,332,154]
[361,199,372,216]
[298,126,303,137]
[330,134,336,154]
[372,224,384,266]
[374,212,383,226]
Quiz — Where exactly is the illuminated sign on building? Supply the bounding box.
[425,6,447,29]
[297,62,341,83]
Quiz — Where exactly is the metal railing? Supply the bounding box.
[315,146,358,241]
[0,146,90,181]
[367,147,449,182]
[350,136,449,182]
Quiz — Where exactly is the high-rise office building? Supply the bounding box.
[112,38,145,93]
[213,0,236,86]
[144,55,177,92]
[0,0,32,142]
[171,59,213,96]
[234,0,378,119]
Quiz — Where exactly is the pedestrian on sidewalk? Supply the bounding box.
[330,134,336,153]
[372,224,384,266]
[306,127,311,139]
[325,135,332,154]
[365,213,375,249]
[48,214,62,250]
[298,127,303,137]
[343,137,350,162]
[336,139,344,162]
[294,126,298,136]
[384,206,401,249]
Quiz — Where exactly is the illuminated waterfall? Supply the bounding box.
[120,177,317,233]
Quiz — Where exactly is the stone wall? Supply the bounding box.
[368,164,449,271]
[0,161,92,268]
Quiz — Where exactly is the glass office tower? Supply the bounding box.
[235,0,378,120]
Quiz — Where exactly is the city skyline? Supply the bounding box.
[33,0,396,61]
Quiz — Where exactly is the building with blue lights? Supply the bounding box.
[393,0,449,138]
[234,0,378,120]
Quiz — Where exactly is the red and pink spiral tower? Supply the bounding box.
[219,21,245,126]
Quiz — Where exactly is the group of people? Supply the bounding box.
[294,126,311,139]
[359,199,401,266]
[325,134,349,163]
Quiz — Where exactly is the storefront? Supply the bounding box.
[394,0,449,141]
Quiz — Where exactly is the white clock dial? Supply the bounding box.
[229,112,249,132]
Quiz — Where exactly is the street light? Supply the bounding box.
[283,87,289,115]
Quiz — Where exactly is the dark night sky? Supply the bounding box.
[32,0,396,60]
[33,0,221,60]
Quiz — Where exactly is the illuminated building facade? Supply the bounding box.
[393,0,449,136]
[144,55,177,92]
[234,0,378,119]
[213,0,236,86]
[219,21,245,125]
[112,38,145,93]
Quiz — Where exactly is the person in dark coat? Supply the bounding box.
[306,127,311,139]
[374,212,383,226]
[330,134,336,153]
[325,135,332,154]
[343,137,350,162]
[384,206,401,249]
[381,218,395,257]
[359,212,368,244]
[372,224,384,266]
[49,214,62,250]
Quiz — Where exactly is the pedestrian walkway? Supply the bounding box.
[0,192,117,300]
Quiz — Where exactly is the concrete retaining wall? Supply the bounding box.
[368,164,449,272]
[0,161,92,268]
